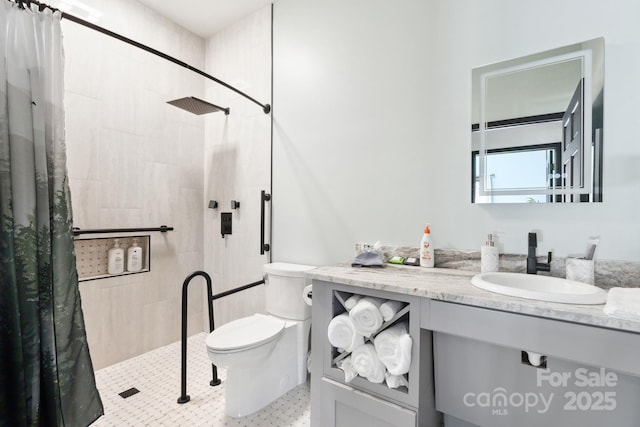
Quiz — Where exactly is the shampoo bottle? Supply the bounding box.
[480,234,499,273]
[127,238,143,272]
[107,239,125,275]
[420,224,435,267]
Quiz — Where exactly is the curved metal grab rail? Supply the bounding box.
[178,271,217,404]
[177,272,265,404]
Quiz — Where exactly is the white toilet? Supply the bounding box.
[206,262,315,417]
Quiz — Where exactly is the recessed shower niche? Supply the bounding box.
[74,235,150,281]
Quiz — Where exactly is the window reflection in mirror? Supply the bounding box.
[472,144,560,203]
[471,38,604,204]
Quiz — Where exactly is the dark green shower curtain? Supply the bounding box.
[0,2,103,426]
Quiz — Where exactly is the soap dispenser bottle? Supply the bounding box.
[481,234,499,273]
[107,239,125,275]
[420,224,435,268]
[127,238,143,272]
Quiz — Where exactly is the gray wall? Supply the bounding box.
[272,0,640,266]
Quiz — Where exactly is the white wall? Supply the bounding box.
[272,0,640,266]
[57,0,207,368]
[204,6,272,327]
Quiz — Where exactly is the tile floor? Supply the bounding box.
[92,332,311,427]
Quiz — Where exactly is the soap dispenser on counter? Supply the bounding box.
[481,234,499,273]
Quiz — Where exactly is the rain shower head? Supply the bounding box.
[167,96,230,115]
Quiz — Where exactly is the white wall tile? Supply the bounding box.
[203,6,271,329]
[64,0,207,369]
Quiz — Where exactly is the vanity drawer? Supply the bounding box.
[428,300,640,377]
[319,377,416,427]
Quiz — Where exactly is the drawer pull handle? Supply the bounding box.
[522,351,547,368]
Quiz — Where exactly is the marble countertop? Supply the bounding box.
[307,263,640,334]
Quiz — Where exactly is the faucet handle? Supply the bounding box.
[528,232,537,247]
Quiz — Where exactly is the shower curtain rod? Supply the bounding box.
[13,0,271,114]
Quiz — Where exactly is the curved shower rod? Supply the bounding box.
[18,0,271,114]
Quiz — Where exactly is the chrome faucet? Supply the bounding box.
[527,232,552,274]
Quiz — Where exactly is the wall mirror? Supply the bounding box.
[471,38,604,204]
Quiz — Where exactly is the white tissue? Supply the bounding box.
[349,297,384,337]
[385,372,408,389]
[373,322,412,376]
[603,288,640,322]
[344,294,363,310]
[380,300,405,322]
[336,356,358,383]
[327,313,364,353]
[351,343,386,383]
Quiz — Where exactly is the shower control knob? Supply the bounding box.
[231,200,240,210]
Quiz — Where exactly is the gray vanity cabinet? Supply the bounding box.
[427,300,640,427]
[310,280,441,427]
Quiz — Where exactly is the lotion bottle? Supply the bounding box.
[419,224,435,267]
[107,239,125,275]
[481,233,499,273]
[127,238,143,272]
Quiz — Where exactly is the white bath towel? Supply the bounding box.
[603,288,640,322]
[374,321,412,376]
[344,294,363,310]
[349,297,384,337]
[385,372,408,389]
[327,313,364,353]
[380,300,406,322]
[336,356,358,383]
[351,343,386,383]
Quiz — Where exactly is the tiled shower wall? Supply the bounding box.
[58,0,207,369]
[204,6,272,327]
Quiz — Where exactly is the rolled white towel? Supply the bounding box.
[385,372,408,389]
[327,313,364,353]
[351,343,385,383]
[374,322,412,376]
[603,288,640,322]
[344,294,363,310]
[336,356,358,383]
[349,297,384,337]
[380,300,406,322]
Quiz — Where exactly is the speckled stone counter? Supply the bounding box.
[307,263,640,334]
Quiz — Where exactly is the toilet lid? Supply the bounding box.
[206,314,285,352]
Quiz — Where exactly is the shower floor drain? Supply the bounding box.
[118,387,140,399]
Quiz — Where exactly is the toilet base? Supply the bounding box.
[223,318,310,417]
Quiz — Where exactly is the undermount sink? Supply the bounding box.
[471,271,607,305]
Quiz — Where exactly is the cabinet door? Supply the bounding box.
[319,377,416,427]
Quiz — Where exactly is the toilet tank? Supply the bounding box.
[264,262,316,320]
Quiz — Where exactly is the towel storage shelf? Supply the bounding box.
[315,281,425,408]
[330,290,411,369]
[311,279,438,427]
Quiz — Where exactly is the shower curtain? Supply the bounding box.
[0,2,103,426]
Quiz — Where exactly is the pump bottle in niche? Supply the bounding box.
[107,239,125,275]
[127,238,143,272]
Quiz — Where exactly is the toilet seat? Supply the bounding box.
[206,313,285,353]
